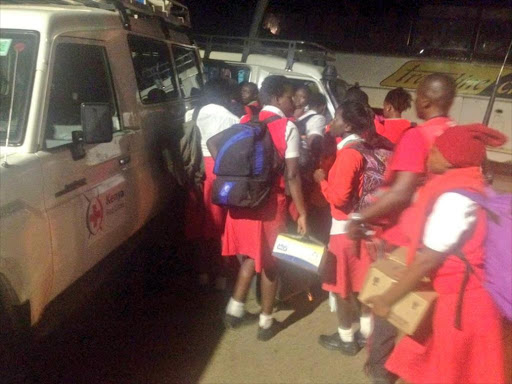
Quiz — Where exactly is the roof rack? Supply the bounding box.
[1,0,191,31]
[194,34,335,71]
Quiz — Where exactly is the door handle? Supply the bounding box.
[55,178,87,198]
[119,156,131,166]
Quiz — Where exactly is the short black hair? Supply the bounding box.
[259,75,293,105]
[309,92,327,109]
[344,85,369,106]
[240,81,258,94]
[338,100,372,134]
[199,78,232,110]
[384,87,412,113]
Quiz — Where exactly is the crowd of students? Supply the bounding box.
[179,73,509,384]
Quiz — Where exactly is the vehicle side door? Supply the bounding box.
[37,38,135,299]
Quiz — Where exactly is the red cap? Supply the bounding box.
[434,124,507,167]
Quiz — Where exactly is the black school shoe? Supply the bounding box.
[257,321,281,341]
[318,332,362,356]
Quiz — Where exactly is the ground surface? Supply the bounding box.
[2,172,510,384]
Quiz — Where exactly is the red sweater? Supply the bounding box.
[320,147,364,221]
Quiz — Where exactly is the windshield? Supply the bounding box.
[0,31,38,146]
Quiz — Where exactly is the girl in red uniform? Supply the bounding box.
[223,75,307,341]
[368,124,507,384]
[313,101,374,355]
[194,79,240,288]
[374,87,413,145]
[240,81,261,117]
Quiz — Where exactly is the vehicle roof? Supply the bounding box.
[0,4,122,33]
[202,51,325,80]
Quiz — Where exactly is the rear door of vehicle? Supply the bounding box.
[37,37,135,299]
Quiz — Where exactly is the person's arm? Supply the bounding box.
[360,171,420,222]
[314,149,363,209]
[367,192,478,317]
[286,157,307,235]
[367,248,444,317]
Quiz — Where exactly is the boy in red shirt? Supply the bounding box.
[347,73,457,383]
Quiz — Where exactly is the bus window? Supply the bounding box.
[172,45,203,98]
[475,9,512,60]
[412,6,478,60]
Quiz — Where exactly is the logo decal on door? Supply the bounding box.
[86,196,104,236]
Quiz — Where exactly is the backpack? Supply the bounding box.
[452,188,512,324]
[346,141,392,211]
[206,115,282,208]
[294,113,319,170]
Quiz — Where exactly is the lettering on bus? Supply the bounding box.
[381,61,512,99]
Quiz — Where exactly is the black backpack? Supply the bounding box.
[206,115,282,208]
[294,113,320,171]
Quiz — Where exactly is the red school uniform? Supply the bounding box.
[319,135,373,298]
[385,167,505,384]
[375,117,412,145]
[221,106,300,273]
[380,116,455,247]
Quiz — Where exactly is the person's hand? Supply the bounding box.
[313,169,326,184]
[297,214,307,236]
[347,219,365,240]
[366,295,391,318]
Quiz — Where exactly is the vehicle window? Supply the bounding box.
[0,31,38,146]
[203,60,251,84]
[45,43,120,150]
[172,45,203,98]
[128,35,179,104]
[475,17,512,59]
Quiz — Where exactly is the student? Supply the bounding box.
[368,124,507,384]
[222,75,307,341]
[375,87,413,144]
[346,73,457,383]
[240,81,261,117]
[295,92,327,158]
[194,79,240,288]
[293,85,311,119]
[313,101,374,355]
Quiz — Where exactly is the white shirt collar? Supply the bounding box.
[262,105,286,118]
[298,109,318,120]
[337,133,362,150]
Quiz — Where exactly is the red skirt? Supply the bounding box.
[222,190,287,273]
[321,234,373,298]
[202,157,227,240]
[385,286,505,384]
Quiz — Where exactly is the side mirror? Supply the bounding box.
[81,102,113,144]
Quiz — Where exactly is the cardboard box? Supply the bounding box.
[272,234,326,275]
[386,247,431,283]
[359,258,438,335]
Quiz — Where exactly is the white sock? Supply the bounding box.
[226,297,245,318]
[259,313,273,329]
[360,315,373,339]
[338,324,357,343]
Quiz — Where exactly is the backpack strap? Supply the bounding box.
[453,250,474,330]
[295,113,319,136]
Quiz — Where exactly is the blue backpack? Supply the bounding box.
[206,116,282,208]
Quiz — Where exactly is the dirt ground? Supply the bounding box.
[2,171,510,384]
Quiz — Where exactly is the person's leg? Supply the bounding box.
[365,316,398,384]
[359,304,373,340]
[225,258,255,327]
[257,266,279,341]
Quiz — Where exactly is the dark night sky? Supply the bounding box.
[183,0,512,46]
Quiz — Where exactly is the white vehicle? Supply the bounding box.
[332,5,512,163]
[0,0,203,333]
[195,35,347,121]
